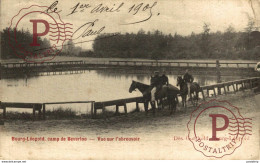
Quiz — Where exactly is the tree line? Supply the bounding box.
[92,23,260,60]
[1,28,51,59]
[1,21,259,60]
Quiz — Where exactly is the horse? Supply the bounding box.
[129,80,179,114]
[176,76,201,108]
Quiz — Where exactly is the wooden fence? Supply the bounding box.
[1,61,84,68]
[1,60,257,79]
[0,102,43,119]
[92,77,259,118]
[109,60,257,68]
[1,77,259,120]
[200,77,259,99]
[0,101,94,120]
[1,60,257,68]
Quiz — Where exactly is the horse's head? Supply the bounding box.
[129,80,137,93]
[177,76,183,86]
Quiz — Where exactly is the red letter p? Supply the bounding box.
[30,19,49,46]
[209,114,229,141]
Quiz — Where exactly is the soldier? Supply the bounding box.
[161,71,169,86]
[150,71,161,105]
[183,69,194,98]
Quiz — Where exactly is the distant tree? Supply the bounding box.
[92,27,258,60]
[0,28,50,59]
[66,40,75,55]
[243,18,260,50]
[200,23,211,57]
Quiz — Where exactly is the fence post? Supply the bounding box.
[91,102,94,118]
[227,85,230,91]
[94,106,97,118]
[241,82,245,91]
[3,106,6,119]
[33,105,36,119]
[201,89,206,101]
[213,88,217,97]
[250,80,253,89]
[115,105,119,115]
[102,103,106,119]
[124,102,127,116]
[216,60,221,95]
[223,85,227,94]
[136,102,140,112]
[43,104,46,120]
[232,82,236,93]
[38,106,42,119]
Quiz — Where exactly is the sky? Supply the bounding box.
[1,0,259,49]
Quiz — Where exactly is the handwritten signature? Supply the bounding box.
[72,19,105,40]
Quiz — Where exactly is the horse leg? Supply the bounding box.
[144,101,148,112]
[182,96,185,108]
[174,95,178,114]
[169,100,172,115]
[196,91,199,106]
[184,95,187,109]
[170,98,174,115]
[169,96,176,115]
[190,93,195,106]
[161,98,164,110]
[157,100,161,110]
[173,99,177,114]
[151,101,156,114]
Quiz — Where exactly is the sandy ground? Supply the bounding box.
[0,90,259,160]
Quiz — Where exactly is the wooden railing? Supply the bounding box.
[1,77,259,120]
[1,60,257,68]
[0,102,43,119]
[0,101,94,120]
[94,97,144,117]
[43,101,94,119]
[93,77,259,118]
[1,61,85,68]
[109,60,257,68]
[200,77,259,99]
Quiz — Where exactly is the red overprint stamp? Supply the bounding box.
[8,5,73,63]
[187,99,252,158]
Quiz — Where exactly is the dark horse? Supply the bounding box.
[129,80,180,114]
[177,76,201,108]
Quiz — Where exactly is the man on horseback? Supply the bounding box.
[150,71,161,106]
[161,71,169,86]
[183,69,194,98]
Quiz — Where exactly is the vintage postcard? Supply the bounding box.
[0,0,259,160]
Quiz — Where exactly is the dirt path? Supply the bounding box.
[0,91,259,160]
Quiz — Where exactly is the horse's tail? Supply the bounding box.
[193,82,201,92]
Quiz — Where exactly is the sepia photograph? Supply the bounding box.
[0,0,259,160]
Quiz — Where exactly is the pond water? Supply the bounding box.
[0,69,248,114]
